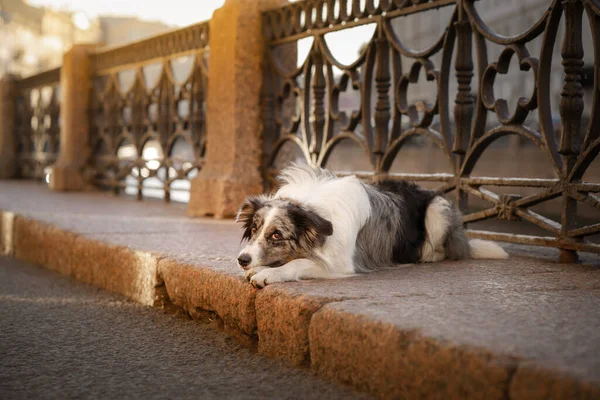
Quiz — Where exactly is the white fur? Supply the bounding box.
[249,259,347,288]
[469,239,509,260]
[274,169,371,276]
[239,165,509,287]
[420,197,452,262]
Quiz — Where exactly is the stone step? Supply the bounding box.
[1,181,599,399]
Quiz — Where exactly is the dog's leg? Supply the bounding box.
[420,197,451,262]
[250,259,342,288]
[244,266,266,281]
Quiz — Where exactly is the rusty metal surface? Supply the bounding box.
[15,67,61,91]
[264,0,457,44]
[261,0,600,259]
[91,22,210,73]
[88,22,209,202]
[13,71,61,181]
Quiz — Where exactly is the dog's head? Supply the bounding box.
[235,195,333,270]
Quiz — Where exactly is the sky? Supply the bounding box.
[27,0,226,27]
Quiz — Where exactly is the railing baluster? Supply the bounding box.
[560,0,585,157]
[309,47,326,165]
[559,0,586,263]
[374,24,391,173]
[454,0,474,215]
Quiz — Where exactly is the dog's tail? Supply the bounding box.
[469,239,509,260]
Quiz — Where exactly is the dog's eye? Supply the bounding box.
[251,226,257,235]
[271,231,282,241]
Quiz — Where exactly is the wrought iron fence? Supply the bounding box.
[88,21,210,202]
[261,0,600,258]
[14,67,61,181]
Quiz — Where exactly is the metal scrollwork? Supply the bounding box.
[14,69,61,181]
[262,0,600,259]
[89,22,209,202]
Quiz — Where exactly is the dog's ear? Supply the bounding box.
[236,195,268,241]
[287,204,333,248]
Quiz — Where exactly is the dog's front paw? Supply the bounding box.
[250,269,283,289]
[244,267,265,282]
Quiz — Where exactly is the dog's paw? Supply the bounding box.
[244,267,265,282]
[250,269,283,289]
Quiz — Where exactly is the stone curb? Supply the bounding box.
[309,304,516,400]
[1,210,598,399]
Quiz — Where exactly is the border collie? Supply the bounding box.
[236,164,508,288]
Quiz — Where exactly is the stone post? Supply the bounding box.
[187,0,288,218]
[0,75,18,179]
[49,44,98,191]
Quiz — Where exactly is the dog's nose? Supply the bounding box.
[237,254,252,269]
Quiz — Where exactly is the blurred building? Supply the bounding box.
[0,1,174,79]
[0,0,101,77]
[98,16,173,47]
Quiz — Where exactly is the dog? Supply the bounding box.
[236,164,508,288]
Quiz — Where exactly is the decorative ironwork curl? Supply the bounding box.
[14,70,61,180]
[262,0,600,259]
[90,39,208,202]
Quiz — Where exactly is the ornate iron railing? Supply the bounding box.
[261,0,600,259]
[88,21,209,202]
[14,67,61,181]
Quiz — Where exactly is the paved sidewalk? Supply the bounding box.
[0,256,368,399]
[1,181,600,399]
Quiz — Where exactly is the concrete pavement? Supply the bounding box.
[1,181,600,399]
[0,256,369,399]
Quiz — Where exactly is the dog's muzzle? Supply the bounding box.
[237,253,252,270]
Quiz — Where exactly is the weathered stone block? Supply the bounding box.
[256,286,330,365]
[70,236,160,306]
[158,258,258,335]
[0,211,15,256]
[510,363,600,400]
[13,215,160,305]
[50,44,99,191]
[187,0,290,218]
[13,216,79,273]
[309,304,516,400]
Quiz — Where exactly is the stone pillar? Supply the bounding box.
[187,0,288,218]
[49,44,98,191]
[0,75,18,179]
